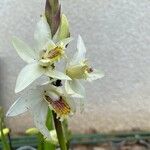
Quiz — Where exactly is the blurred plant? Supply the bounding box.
[26,127,58,150]
[0,107,11,150]
[6,0,104,150]
[16,146,36,150]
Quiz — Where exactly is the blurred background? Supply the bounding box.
[1,0,150,137]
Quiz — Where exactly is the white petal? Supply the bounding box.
[56,37,73,48]
[65,97,76,114]
[44,40,56,51]
[79,98,85,113]
[71,80,86,112]
[77,35,86,56]
[12,37,36,63]
[34,15,51,50]
[6,89,43,117]
[45,69,71,80]
[31,101,51,140]
[65,80,85,98]
[15,63,45,93]
[70,35,86,66]
[87,69,104,82]
[65,80,74,95]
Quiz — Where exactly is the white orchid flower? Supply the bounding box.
[6,84,76,140]
[13,15,72,93]
[65,35,104,97]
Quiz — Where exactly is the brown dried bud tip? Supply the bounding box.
[45,0,61,37]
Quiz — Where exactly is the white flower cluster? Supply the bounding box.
[6,15,104,140]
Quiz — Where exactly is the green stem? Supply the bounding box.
[37,133,44,150]
[46,109,53,130]
[62,120,71,149]
[45,109,56,150]
[7,133,13,150]
[53,112,67,150]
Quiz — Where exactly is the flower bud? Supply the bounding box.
[26,128,39,135]
[0,128,10,138]
[49,130,58,144]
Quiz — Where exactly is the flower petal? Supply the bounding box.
[77,35,86,58]
[45,69,71,80]
[15,63,45,93]
[44,40,56,51]
[65,79,85,98]
[65,97,76,115]
[56,37,73,48]
[34,15,51,50]
[70,35,86,66]
[87,69,104,82]
[6,89,43,117]
[31,101,51,140]
[12,37,36,63]
[65,80,85,113]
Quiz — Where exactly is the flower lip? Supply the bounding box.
[66,61,94,80]
[38,46,64,67]
[47,47,64,59]
[44,94,71,119]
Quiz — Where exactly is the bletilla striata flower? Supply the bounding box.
[13,15,72,93]
[6,84,76,139]
[65,35,104,97]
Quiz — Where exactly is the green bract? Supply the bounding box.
[57,14,70,40]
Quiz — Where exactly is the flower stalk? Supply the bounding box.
[37,133,44,150]
[53,111,67,150]
[45,109,56,150]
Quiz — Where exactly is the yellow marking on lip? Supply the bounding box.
[47,47,63,59]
